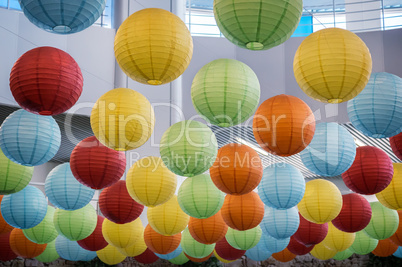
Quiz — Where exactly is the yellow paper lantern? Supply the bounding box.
[377,163,402,210]
[322,222,355,252]
[117,227,147,257]
[102,218,143,248]
[298,179,342,224]
[126,156,177,207]
[147,195,189,236]
[294,28,372,104]
[97,244,126,265]
[90,88,155,151]
[310,242,337,260]
[114,8,193,85]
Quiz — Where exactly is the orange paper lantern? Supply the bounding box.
[209,143,263,195]
[390,210,402,246]
[185,252,213,263]
[144,224,181,255]
[253,94,315,157]
[272,248,296,263]
[372,239,398,257]
[188,211,228,244]
[0,196,13,235]
[9,228,47,258]
[221,192,264,231]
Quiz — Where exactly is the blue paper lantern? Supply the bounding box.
[261,206,299,240]
[0,109,61,166]
[55,236,97,261]
[394,247,402,258]
[258,163,305,209]
[156,245,183,260]
[45,163,95,211]
[261,234,290,254]
[300,123,356,177]
[245,236,273,261]
[1,185,47,229]
[348,72,402,138]
[19,0,106,34]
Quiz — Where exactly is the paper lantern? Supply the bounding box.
[90,88,155,151]
[70,136,126,190]
[118,228,147,257]
[294,28,372,103]
[272,248,296,263]
[0,109,61,166]
[35,240,59,263]
[178,174,224,219]
[253,94,315,156]
[144,224,181,255]
[147,195,189,236]
[226,226,261,250]
[349,231,378,255]
[77,216,108,252]
[214,237,245,261]
[394,247,402,258]
[160,120,218,177]
[102,218,143,248]
[372,239,398,257]
[156,245,182,260]
[0,196,13,235]
[97,244,126,265]
[262,234,290,253]
[342,146,393,195]
[287,237,314,256]
[348,72,402,138]
[390,211,402,246]
[310,242,337,260]
[333,249,354,261]
[390,132,402,161]
[53,204,97,241]
[221,191,264,231]
[55,236,96,261]
[23,206,58,244]
[322,222,355,252]
[188,210,228,244]
[377,163,402,210]
[10,228,47,258]
[134,248,159,264]
[261,206,299,239]
[115,8,193,85]
[169,251,190,265]
[45,163,95,211]
[0,149,33,195]
[293,214,328,246]
[300,123,356,176]
[185,252,213,263]
[245,236,273,261]
[210,143,262,195]
[364,202,399,240]
[298,179,342,224]
[214,250,236,263]
[0,232,17,261]
[332,193,372,233]
[214,0,302,50]
[1,185,47,229]
[10,46,83,115]
[191,59,260,127]
[181,228,215,259]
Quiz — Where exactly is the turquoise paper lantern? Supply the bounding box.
[258,163,305,209]
[55,236,97,261]
[45,163,95,210]
[0,109,61,166]
[348,72,402,138]
[245,236,273,261]
[394,247,402,258]
[300,123,356,177]
[261,206,299,239]
[1,185,47,229]
[262,234,290,253]
[19,0,106,34]
[156,245,182,260]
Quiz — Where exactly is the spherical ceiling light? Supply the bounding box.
[22,206,58,244]
[35,240,59,263]
[294,28,372,104]
[349,230,378,255]
[102,218,143,249]
[261,206,299,239]
[188,210,228,245]
[377,163,402,210]
[363,202,399,240]
[225,226,262,250]
[77,216,108,252]
[9,228,47,258]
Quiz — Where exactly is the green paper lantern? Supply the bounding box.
[53,204,97,241]
[168,251,190,265]
[0,148,33,194]
[160,120,218,177]
[181,228,215,259]
[226,225,262,250]
[178,174,224,219]
[349,231,378,255]
[35,240,59,263]
[333,249,353,261]
[214,0,303,50]
[191,59,260,127]
[363,202,399,240]
[23,206,58,244]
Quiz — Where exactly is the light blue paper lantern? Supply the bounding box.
[300,123,356,177]
[348,72,402,138]
[258,163,305,209]
[245,236,273,261]
[1,185,47,229]
[261,234,289,254]
[394,247,402,258]
[156,245,183,260]
[0,109,61,166]
[55,236,96,261]
[45,163,95,210]
[261,206,299,240]
[19,0,107,34]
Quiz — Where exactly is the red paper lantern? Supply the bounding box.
[372,239,398,257]
[0,232,17,261]
[71,136,126,190]
[332,193,372,233]
[188,211,228,244]
[134,248,159,264]
[272,248,296,263]
[144,224,181,254]
[77,216,108,251]
[99,180,144,224]
[390,132,402,161]
[9,228,46,258]
[287,236,314,255]
[215,237,246,261]
[9,46,83,116]
[0,196,13,235]
[390,210,402,246]
[342,146,393,194]
[185,252,213,263]
[293,214,328,246]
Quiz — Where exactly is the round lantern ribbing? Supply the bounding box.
[214,237,245,261]
[181,228,216,259]
[261,206,299,239]
[144,224,181,255]
[102,218,143,249]
[9,228,47,258]
[55,236,96,261]
[293,213,328,246]
[134,248,160,264]
[272,248,296,263]
[363,202,399,240]
[188,211,228,244]
[287,237,314,256]
[225,226,262,250]
[22,206,58,244]
[77,216,108,252]
[372,239,398,257]
[349,230,378,255]
[35,240,59,263]
[333,249,354,261]
[0,196,13,235]
[97,244,126,265]
[322,222,355,252]
[377,163,402,210]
